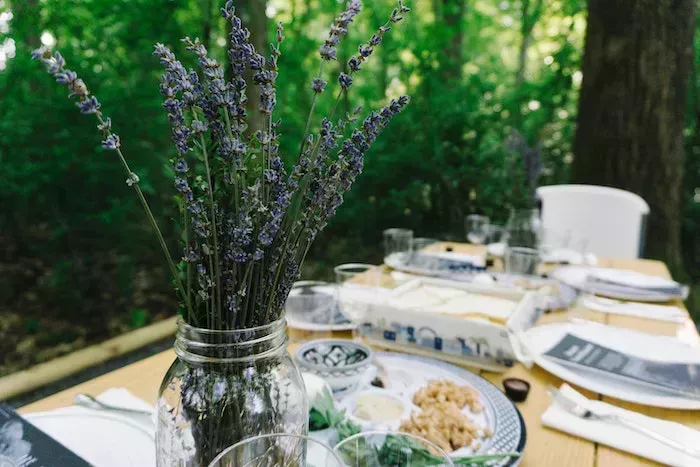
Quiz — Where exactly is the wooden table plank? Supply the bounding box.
[18,251,700,467]
[18,350,175,415]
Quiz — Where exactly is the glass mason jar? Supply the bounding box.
[155,318,308,466]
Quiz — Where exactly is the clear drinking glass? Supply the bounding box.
[334,431,454,467]
[465,215,490,245]
[485,225,507,244]
[334,264,381,337]
[208,433,343,467]
[505,246,540,275]
[285,281,338,343]
[505,208,541,248]
[383,228,413,263]
[411,237,439,253]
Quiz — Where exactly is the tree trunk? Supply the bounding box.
[201,0,214,50]
[513,0,543,128]
[439,0,465,82]
[236,0,268,136]
[572,0,695,270]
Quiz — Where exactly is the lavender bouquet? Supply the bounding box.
[33,1,408,330]
[34,1,410,464]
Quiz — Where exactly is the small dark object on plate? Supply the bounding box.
[503,378,530,402]
[370,376,385,388]
[445,246,454,252]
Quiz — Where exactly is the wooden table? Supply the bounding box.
[20,246,700,466]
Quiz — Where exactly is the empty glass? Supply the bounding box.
[465,215,490,245]
[334,264,382,328]
[208,433,342,467]
[334,431,454,467]
[285,281,338,343]
[505,208,541,248]
[485,225,508,244]
[505,247,540,275]
[411,237,440,253]
[383,228,413,263]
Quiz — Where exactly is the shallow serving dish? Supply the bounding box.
[354,278,541,372]
[295,339,373,393]
[339,387,414,431]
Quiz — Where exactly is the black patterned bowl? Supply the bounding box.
[295,339,373,393]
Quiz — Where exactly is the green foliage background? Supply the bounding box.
[0,0,697,372]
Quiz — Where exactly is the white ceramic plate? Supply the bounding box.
[286,314,356,332]
[25,410,155,467]
[334,352,526,465]
[385,251,487,278]
[525,321,700,410]
[550,266,677,302]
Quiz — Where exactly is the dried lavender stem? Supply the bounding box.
[199,133,222,323]
[98,113,195,321]
[222,110,240,214]
[298,61,326,156]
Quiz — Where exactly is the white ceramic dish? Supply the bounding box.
[295,339,373,393]
[25,410,155,467]
[339,387,413,431]
[384,251,487,277]
[286,315,356,332]
[524,321,700,410]
[358,278,541,372]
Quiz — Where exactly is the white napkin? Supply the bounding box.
[542,384,700,467]
[582,295,688,323]
[591,269,680,289]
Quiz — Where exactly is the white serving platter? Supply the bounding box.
[310,351,526,466]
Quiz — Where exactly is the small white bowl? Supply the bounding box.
[295,339,373,394]
[340,388,413,431]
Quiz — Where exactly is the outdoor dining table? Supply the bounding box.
[18,242,700,466]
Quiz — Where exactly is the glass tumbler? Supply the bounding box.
[208,433,342,467]
[383,228,413,264]
[465,215,490,245]
[505,246,540,275]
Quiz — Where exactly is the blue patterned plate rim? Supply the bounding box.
[374,351,527,466]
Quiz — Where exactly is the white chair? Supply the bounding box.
[536,184,650,259]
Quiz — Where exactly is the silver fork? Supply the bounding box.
[547,386,700,460]
[73,393,154,416]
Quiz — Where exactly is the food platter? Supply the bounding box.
[313,351,527,465]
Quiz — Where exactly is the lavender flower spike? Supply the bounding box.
[102,134,120,150]
[32,47,195,320]
[319,0,362,61]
